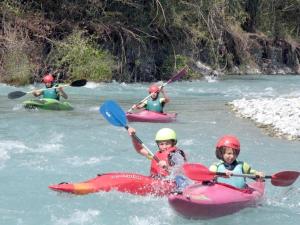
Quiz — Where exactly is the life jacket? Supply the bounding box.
[42,88,59,100]
[215,161,246,188]
[145,98,164,112]
[150,146,186,178]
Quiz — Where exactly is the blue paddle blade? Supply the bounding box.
[99,100,127,127]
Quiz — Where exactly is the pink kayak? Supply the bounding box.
[126,110,177,123]
[168,181,265,219]
[49,172,175,196]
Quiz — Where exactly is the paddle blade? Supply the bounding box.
[182,163,215,181]
[70,79,87,87]
[271,171,300,187]
[166,67,188,84]
[100,100,127,127]
[8,91,27,99]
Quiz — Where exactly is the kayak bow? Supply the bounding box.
[126,110,177,123]
[168,181,265,219]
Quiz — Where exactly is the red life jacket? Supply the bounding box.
[150,146,186,177]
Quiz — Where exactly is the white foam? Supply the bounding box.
[51,209,100,225]
[65,156,112,167]
[130,216,160,225]
[229,97,300,139]
[34,133,64,153]
[265,187,300,211]
[0,149,10,169]
[12,104,24,111]
[84,81,103,89]
[88,106,99,112]
[0,140,29,169]
[204,75,218,83]
[120,82,128,87]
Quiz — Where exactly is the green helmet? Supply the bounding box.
[155,128,177,141]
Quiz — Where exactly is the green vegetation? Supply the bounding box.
[0,0,299,84]
[2,48,34,85]
[48,31,116,82]
[162,55,199,79]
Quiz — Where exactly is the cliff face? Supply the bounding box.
[195,31,300,77]
[246,35,300,75]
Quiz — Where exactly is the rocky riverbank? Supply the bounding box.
[228,97,300,140]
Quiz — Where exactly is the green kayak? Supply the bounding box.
[23,98,73,111]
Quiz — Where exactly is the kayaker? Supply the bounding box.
[209,135,264,188]
[32,74,68,100]
[131,84,169,113]
[127,127,187,179]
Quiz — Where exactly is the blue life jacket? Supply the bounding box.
[42,88,59,100]
[145,98,164,112]
[216,161,246,188]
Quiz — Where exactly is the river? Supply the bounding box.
[0,75,299,225]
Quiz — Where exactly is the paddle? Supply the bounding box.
[183,163,300,187]
[127,67,188,112]
[7,79,87,99]
[99,100,160,163]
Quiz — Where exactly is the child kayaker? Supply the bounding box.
[127,127,187,179]
[209,135,264,188]
[32,74,68,100]
[131,84,169,113]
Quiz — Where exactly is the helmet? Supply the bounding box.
[148,85,160,93]
[155,128,177,142]
[42,74,54,83]
[215,135,240,159]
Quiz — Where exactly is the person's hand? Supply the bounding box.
[132,104,137,110]
[32,90,38,95]
[225,170,233,177]
[255,171,264,179]
[127,127,136,136]
[57,86,64,92]
[32,90,41,96]
[158,160,168,169]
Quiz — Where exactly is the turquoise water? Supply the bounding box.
[0,76,299,225]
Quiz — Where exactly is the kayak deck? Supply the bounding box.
[49,172,175,196]
[23,98,73,111]
[168,181,265,219]
[126,110,177,123]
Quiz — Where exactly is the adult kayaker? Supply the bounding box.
[209,135,264,188]
[127,127,187,179]
[32,74,68,100]
[131,84,169,113]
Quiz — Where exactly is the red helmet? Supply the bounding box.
[215,135,240,159]
[148,85,159,93]
[43,74,54,83]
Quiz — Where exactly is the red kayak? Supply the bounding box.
[168,181,265,219]
[49,172,175,196]
[126,110,177,123]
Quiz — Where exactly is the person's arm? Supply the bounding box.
[160,88,170,104]
[127,127,152,159]
[57,87,68,99]
[131,101,146,110]
[243,162,264,178]
[209,164,217,172]
[127,127,168,170]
